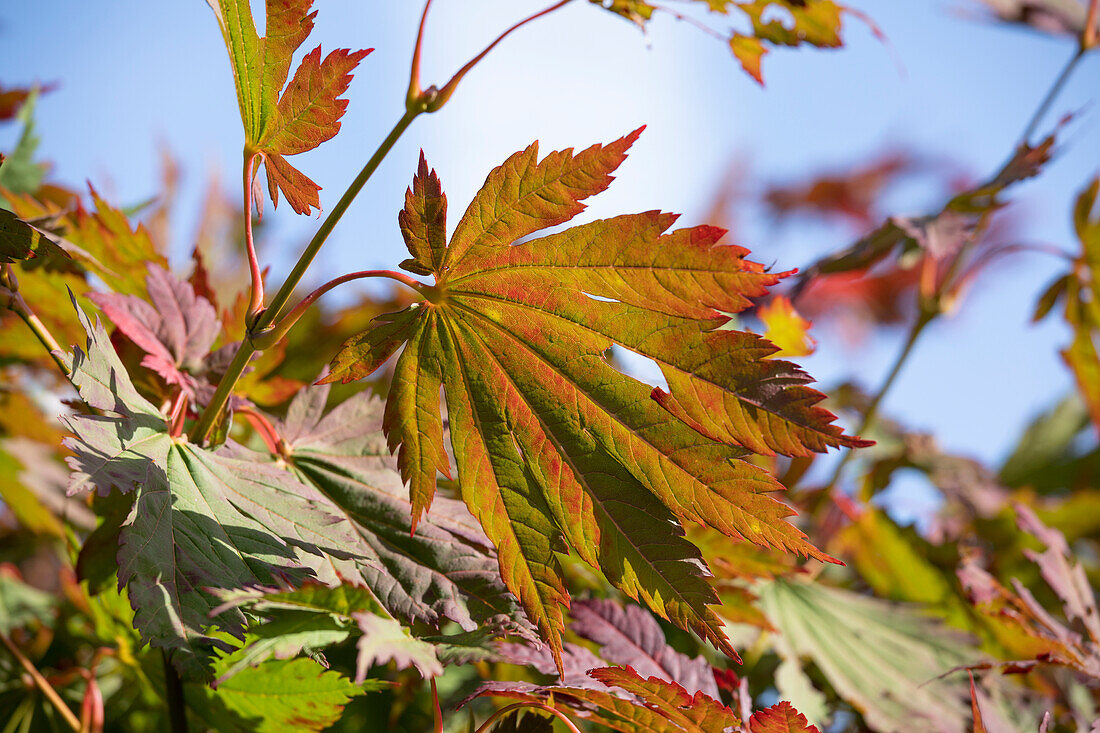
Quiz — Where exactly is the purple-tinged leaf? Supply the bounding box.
[571,599,720,698]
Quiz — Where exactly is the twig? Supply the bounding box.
[0,630,81,731]
[823,308,934,496]
[1018,48,1083,147]
[408,0,435,105]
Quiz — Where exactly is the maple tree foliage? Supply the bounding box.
[324,129,867,668]
[2,0,1100,731]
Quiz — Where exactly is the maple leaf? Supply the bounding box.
[570,599,720,697]
[326,130,864,666]
[1034,179,1100,430]
[205,0,370,214]
[278,383,528,633]
[88,265,221,402]
[748,701,820,733]
[469,665,743,733]
[758,296,815,358]
[199,657,373,733]
[957,504,1100,682]
[0,208,67,263]
[592,0,851,84]
[759,579,975,731]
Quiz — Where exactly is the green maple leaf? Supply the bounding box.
[205,0,370,215]
[201,657,378,733]
[326,130,865,666]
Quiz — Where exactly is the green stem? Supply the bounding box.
[162,653,188,733]
[188,335,254,443]
[824,308,934,497]
[1017,48,1083,147]
[0,631,81,732]
[189,110,420,444]
[256,110,420,333]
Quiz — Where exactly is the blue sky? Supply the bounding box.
[2,1,1098,493]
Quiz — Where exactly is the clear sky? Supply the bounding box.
[2,1,1098,503]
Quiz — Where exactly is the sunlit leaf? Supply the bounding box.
[204,0,370,214]
[328,131,864,666]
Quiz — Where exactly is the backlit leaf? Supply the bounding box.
[204,0,370,214]
[748,701,820,733]
[328,131,863,666]
[207,657,372,733]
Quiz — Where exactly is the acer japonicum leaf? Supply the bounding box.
[957,504,1100,682]
[204,0,370,214]
[277,383,529,634]
[570,599,720,698]
[0,208,68,263]
[748,701,820,733]
[1034,179,1100,430]
[326,130,865,668]
[88,265,221,403]
[792,132,1059,321]
[5,184,167,297]
[469,665,744,733]
[592,0,850,84]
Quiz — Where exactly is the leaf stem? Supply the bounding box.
[473,702,583,733]
[427,0,575,112]
[430,679,442,733]
[1018,47,1083,147]
[236,406,284,455]
[0,630,81,732]
[824,308,935,497]
[264,269,428,346]
[243,152,265,320]
[162,652,189,733]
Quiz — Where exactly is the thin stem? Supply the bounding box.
[236,406,283,456]
[824,309,934,496]
[1018,48,1083,147]
[430,679,442,733]
[189,337,253,444]
[270,269,428,344]
[191,110,420,445]
[430,0,575,112]
[0,631,81,732]
[473,702,583,733]
[243,153,265,319]
[651,4,728,43]
[167,391,188,438]
[408,0,435,106]
[162,652,188,733]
